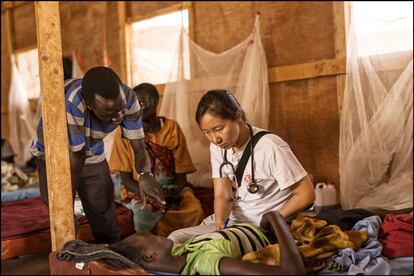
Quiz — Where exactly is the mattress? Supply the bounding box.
[1,196,134,260]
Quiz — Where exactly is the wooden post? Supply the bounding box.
[34,1,75,252]
[333,1,347,204]
[333,2,347,117]
[117,1,128,84]
[2,7,14,140]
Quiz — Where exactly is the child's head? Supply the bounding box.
[110,231,173,269]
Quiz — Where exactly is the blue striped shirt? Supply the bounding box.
[30,78,144,164]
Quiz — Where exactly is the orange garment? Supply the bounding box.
[109,117,203,236]
[152,190,205,237]
[109,117,196,180]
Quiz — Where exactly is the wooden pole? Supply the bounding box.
[117,1,127,84]
[2,7,14,139]
[333,2,347,117]
[34,1,75,252]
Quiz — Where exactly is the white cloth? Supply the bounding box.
[210,125,308,226]
[168,214,217,244]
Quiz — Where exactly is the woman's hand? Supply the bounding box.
[138,174,166,211]
[215,220,225,231]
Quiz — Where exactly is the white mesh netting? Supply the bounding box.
[339,3,413,209]
[8,55,40,167]
[158,15,269,187]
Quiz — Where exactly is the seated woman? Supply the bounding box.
[109,83,204,236]
[110,211,305,275]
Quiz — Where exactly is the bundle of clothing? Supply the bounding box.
[242,209,413,274]
[1,161,39,192]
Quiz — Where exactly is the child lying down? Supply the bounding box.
[108,211,305,275]
[57,211,304,275]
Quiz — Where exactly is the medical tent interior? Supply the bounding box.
[1,1,412,275]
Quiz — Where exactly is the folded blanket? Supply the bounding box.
[57,239,140,269]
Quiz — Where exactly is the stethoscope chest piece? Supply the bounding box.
[247,181,259,194]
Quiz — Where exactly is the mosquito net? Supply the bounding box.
[339,2,413,209]
[8,55,40,167]
[8,50,85,168]
[159,15,269,187]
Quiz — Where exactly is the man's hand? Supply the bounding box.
[138,174,165,211]
[129,138,166,210]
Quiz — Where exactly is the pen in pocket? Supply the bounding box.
[223,218,229,228]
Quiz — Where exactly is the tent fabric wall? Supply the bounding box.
[2,2,340,188]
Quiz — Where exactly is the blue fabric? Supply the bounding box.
[320,215,391,275]
[386,257,413,275]
[111,173,163,232]
[1,187,40,202]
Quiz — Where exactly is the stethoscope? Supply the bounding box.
[219,124,259,201]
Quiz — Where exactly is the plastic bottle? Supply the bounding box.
[313,182,338,211]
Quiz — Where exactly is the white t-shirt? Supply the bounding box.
[210,125,308,226]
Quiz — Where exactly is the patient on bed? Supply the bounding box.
[110,210,305,275]
[109,83,204,236]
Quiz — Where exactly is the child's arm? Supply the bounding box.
[219,211,305,275]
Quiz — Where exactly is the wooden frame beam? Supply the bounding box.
[34,1,75,252]
[1,1,30,12]
[126,1,192,24]
[268,57,346,83]
[155,57,346,96]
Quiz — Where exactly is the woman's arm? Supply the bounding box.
[219,211,305,275]
[278,175,315,220]
[213,178,234,230]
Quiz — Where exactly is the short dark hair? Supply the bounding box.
[133,83,159,102]
[82,66,122,104]
[195,89,246,124]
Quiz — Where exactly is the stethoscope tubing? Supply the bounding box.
[218,124,259,199]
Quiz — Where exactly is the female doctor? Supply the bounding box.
[168,89,315,243]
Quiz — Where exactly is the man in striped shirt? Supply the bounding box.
[30,66,165,244]
[110,211,305,275]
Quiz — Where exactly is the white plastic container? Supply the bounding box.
[314,182,338,211]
